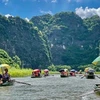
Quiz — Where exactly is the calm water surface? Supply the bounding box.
[0,74,100,100]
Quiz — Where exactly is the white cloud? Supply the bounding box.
[51,0,57,3]
[2,0,9,5]
[40,10,53,15]
[5,14,13,18]
[75,7,100,19]
[25,18,29,22]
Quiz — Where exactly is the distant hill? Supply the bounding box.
[0,12,100,69]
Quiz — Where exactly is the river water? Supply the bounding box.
[0,74,100,100]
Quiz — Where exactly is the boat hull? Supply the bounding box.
[94,89,100,95]
[60,75,68,77]
[0,80,14,87]
[31,75,42,78]
[94,84,100,95]
[86,75,95,79]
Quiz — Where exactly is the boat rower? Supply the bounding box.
[2,68,10,83]
[0,74,3,84]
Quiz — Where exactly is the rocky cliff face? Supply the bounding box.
[0,15,51,69]
[31,12,100,67]
[0,12,100,69]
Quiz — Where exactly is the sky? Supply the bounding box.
[0,0,100,20]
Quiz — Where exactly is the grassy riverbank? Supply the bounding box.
[8,68,100,77]
[95,72,100,74]
[9,68,32,77]
[9,68,59,77]
[49,71,59,74]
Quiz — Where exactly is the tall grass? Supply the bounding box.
[0,68,59,77]
[95,72,100,74]
[9,68,32,77]
[49,71,59,74]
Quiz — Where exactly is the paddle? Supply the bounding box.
[81,75,85,79]
[14,80,31,85]
[80,90,94,97]
[43,74,54,77]
[95,75,100,79]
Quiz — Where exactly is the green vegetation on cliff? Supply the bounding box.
[31,12,99,68]
[0,49,21,68]
[0,12,100,70]
[0,15,51,69]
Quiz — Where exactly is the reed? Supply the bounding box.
[9,68,32,77]
[8,68,59,77]
[95,72,100,74]
[40,70,59,75]
[49,71,59,74]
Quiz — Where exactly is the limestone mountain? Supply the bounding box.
[0,15,51,69]
[31,12,100,68]
[0,12,100,69]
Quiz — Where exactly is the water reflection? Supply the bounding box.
[0,75,100,100]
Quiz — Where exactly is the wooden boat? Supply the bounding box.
[94,84,100,95]
[31,75,42,78]
[31,69,42,78]
[44,74,49,77]
[69,69,76,76]
[44,69,49,77]
[59,69,69,78]
[0,80,14,87]
[84,68,95,79]
[86,75,95,79]
[60,75,68,77]
[86,72,95,79]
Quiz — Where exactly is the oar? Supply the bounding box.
[81,75,85,79]
[95,75,100,79]
[80,90,94,97]
[43,74,54,77]
[14,80,31,85]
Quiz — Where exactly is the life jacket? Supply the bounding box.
[2,73,10,83]
[0,74,2,79]
[3,73,10,80]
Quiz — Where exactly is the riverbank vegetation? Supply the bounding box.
[8,68,59,77]
[8,67,100,77]
[0,48,100,77]
[9,68,32,77]
[48,64,71,71]
[8,68,54,77]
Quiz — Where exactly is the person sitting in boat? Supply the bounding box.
[31,69,41,78]
[70,69,76,76]
[44,69,49,76]
[0,74,3,84]
[2,68,10,83]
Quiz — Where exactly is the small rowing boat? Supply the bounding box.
[0,80,14,87]
[60,74,68,77]
[31,75,42,78]
[59,69,69,78]
[31,69,42,78]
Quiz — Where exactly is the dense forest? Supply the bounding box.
[0,12,100,69]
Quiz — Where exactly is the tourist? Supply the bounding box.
[2,68,10,83]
